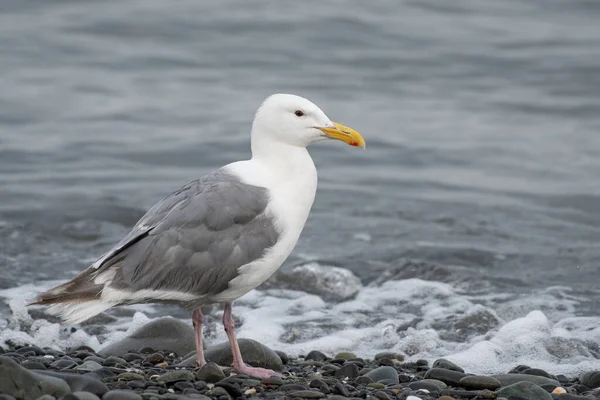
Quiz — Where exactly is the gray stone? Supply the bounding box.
[335,364,360,379]
[423,368,467,386]
[432,358,464,373]
[334,352,357,360]
[157,370,195,384]
[421,379,447,389]
[116,372,145,381]
[33,370,108,395]
[72,392,101,400]
[580,371,600,388]
[75,361,103,372]
[262,262,362,302]
[288,390,326,399]
[34,396,55,400]
[103,390,143,400]
[491,373,560,388]
[522,368,556,380]
[364,366,399,384]
[181,339,283,371]
[458,375,501,390]
[196,362,225,383]
[99,317,195,357]
[496,381,553,400]
[408,381,441,392]
[20,360,47,370]
[0,356,70,399]
[305,351,328,362]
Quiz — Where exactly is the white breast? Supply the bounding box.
[212,150,318,302]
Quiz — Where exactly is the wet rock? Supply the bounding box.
[364,366,399,384]
[367,382,385,389]
[356,376,374,385]
[196,362,226,383]
[102,356,128,367]
[16,346,46,356]
[374,352,404,362]
[34,370,108,395]
[71,392,101,400]
[103,390,143,400]
[555,394,597,400]
[306,350,329,362]
[158,370,195,384]
[432,358,464,373]
[579,371,600,388]
[100,317,195,357]
[523,368,556,380]
[117,372,145,381]
[408,381,441,392]
[491,373,560,387]
[182,338,283,371]
[0,356,70,399]
[275,350,289,364]
[289,390,326,399]
[497,381,552,400]
[458,375,501,390]
[50,359,77,370]
[423,368,467,386]
[334,352,357,360]
[281,383,310,391]
[262,376,285,386]
[75,361,103,372]
[263,262,362,302]
[421,379,448,389]
[333,382,350,397]
[20,360,47,370]
[335,363,360,379]
[143,352,165,365]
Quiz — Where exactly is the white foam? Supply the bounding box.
[1,277,599,377]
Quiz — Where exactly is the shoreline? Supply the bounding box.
[1,338,598,400]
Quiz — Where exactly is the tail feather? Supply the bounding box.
[28,267,113,324]
[46,300,114,325]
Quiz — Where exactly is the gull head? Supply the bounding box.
[251,93,366,149]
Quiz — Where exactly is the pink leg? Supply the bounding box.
[192,308,206,367]
[222,302,281,379]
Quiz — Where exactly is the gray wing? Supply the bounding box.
[94,170,279,297]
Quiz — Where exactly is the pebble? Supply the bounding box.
[490,373,560,387]
[432,359,464,373]
[579,371,600,388]
[157,370,195,384]
[335,363,360,379]
[305,350,329,361]
[364,366,399,384]
[76,360,103,372]
[4,341,600,400]
[289,390,326,398]
[143,353,165,365]
[408,381,441,392]
[118,372,146,381]
[196,362,225,383]
[458,375,501,390]
[103,390,143,400]
[496,381,552,400]
[423,368,467,386]
[334,352,357,360]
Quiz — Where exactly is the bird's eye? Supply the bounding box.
[294,110,304,117]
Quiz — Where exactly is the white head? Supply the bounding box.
[251,94,365,153]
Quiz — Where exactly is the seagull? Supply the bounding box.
[30,93,366,379]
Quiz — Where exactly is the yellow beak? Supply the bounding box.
[317,122,366,149]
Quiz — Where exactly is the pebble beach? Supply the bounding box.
[1,316,600,400]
